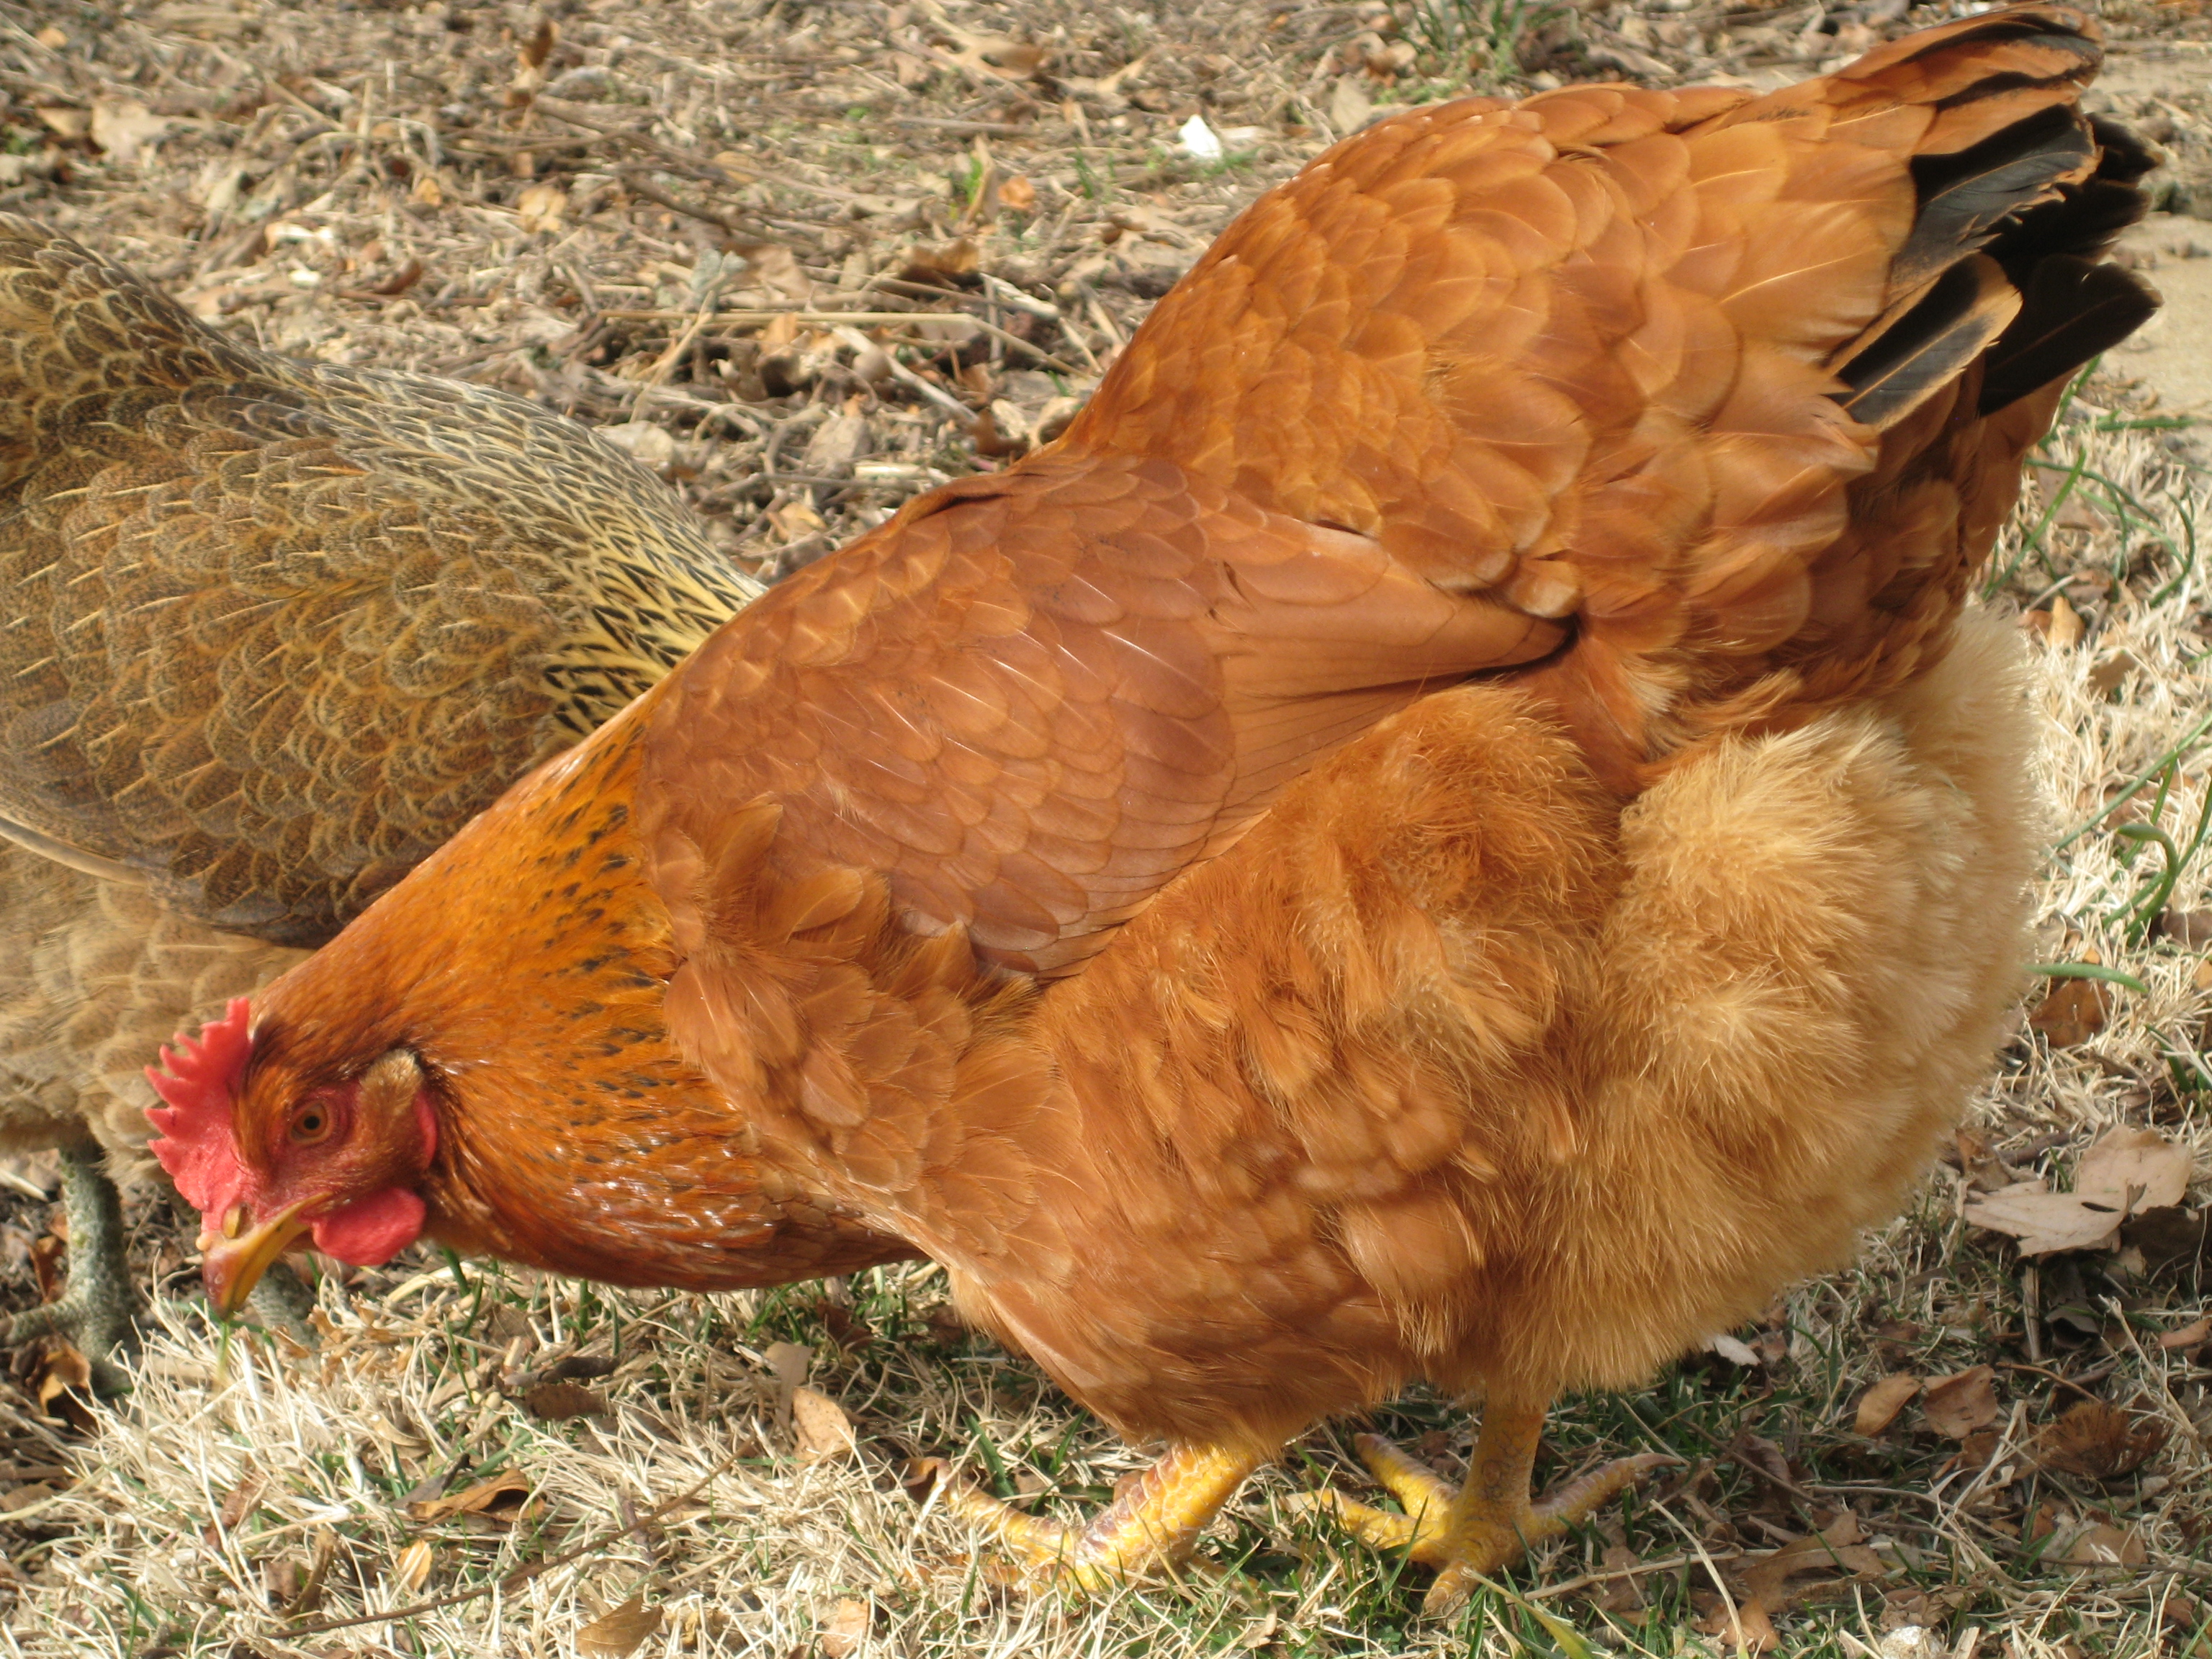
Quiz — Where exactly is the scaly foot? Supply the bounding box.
[1290,1403,1677,1615]
[917,1441,1270,1593]
[0,1141,138,1393]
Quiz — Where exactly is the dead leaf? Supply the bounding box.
[1964,1127,2191,1256]
[516,181,567,233]
[2157,909,2212,948]
[763,1341,814,1387]
[29,1339,94,1432]
[2158,1315,2210,1350]
[792,1385,855,1460]
[360,256,424,297]
[577,1593,662,1658]
[1951,1127,2014,1192]
[1694,1591,1780,1655]
[1922,1365,1999,1439]
[2028,1401,2169,1481]
[89,100,168,166]
[33,24,65,47]
[32,107,86,141]
[1854,1373,1923,1437]
[812,1298,875,1352]
[522,1380,608,1420]
[27,1233,63,1305]
[1738,1514,1887,1614]
[204,1471,265,1542]
[1327,73,1372,134]
[2062,1520,2147,1566]
[2087,650,2139,696]
[390,1539,434,1594]
[2027,976,2108,1048]
[897,238,979,284]
[2048,593,2085,649]
[2128,1206,2210,1277]
[820,1596,871,1658]
[767,499,827,542]
[1703,1331,1761,1367]
[1578,1538,1642,1613]
[406,1470,531,1523]
[996,174,1035,213]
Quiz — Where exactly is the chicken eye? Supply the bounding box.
[290,1104,333,1145]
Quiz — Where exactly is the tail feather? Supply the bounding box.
[1804,4,2157,431]
[1978,255,2157,414]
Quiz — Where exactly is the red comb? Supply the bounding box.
[145,996,256,1213]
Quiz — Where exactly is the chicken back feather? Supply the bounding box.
[163,3,2148,1607]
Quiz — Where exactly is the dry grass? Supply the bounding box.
[0,0,2207,1655]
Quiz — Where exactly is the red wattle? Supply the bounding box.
[309,1189,427,1266]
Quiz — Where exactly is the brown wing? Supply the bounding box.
[1066,4,2152,768]
[0,219,755,946]
[642,451,1560,976]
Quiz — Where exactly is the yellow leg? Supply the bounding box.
[917,1441,1273,1593]
[1292,1400,1677,1615]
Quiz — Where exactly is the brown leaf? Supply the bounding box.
[1735,1514,1885,1616]
[1593,1541,1645,1614]
[29,1339,94,1432]
[791,1385,855,1460]
[2062,1520,2147,1566]
[1922,1365,1999,1439]
[361,257,424,297]
[812,1299,875,1352]
[204,1472,265,1542]
[32,107,87,141]
[27,1234,63,1305]
[406,1470,531,1523]
[820,1596,871,1658]
[89,100,168,166]
[2127,1206,2210,1277]
[996,174,1035,213]
[2028,1401,2169,1481]
[2154,909,2212,948]
[522,1380,608,1421]
[1964,1127,2193,1256]
[898,238,979,284]
[2028,977,2108,1048]
[2087,650,2139,696]
[2158,1315,2211,1350]
[1951,1128,2013,1193]
[390,1538,434,1594]
[2047,593,2085,649]
[516,182,567,234]
[577,1593,662,1659]
[763,1341,814,1388]
[1694,1592,1780,1654]
[1853,1373,1923,1437]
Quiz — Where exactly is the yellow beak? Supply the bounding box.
[200,1199,314,1316]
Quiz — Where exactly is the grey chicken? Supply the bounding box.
[0,215,761,1367]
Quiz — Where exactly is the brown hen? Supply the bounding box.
[157,5,2149,1606]
[0,219,909,1367]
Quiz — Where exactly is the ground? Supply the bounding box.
[0,0,2207,1655]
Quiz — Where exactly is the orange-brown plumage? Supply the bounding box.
[166,4,2152,1606]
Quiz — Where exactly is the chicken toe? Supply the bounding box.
[0,1141,138,1393]
[1295,1403,1677,1614]
[920,1442,1271,1593]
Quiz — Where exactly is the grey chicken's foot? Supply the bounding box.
[244,1257,320,1346]
[0,1139,139,1393]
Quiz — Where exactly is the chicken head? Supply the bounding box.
[146,997,437,1313]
